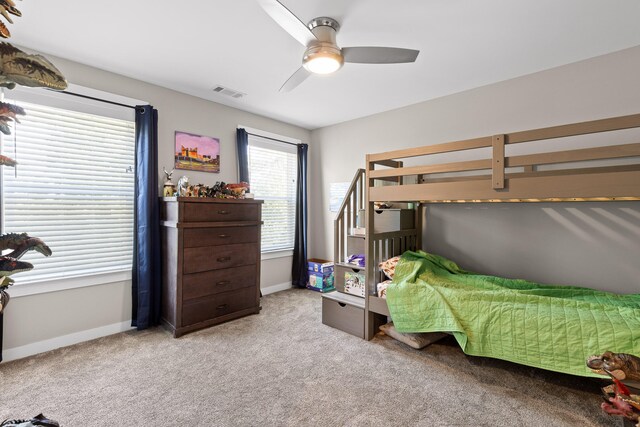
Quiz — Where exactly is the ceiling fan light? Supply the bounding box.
[304,55,341,74]
[303,45,344,74]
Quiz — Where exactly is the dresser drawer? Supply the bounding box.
[183,202,259,222]
[183,265,257,301]
[183,243,258,274]
[182,286,257,326]
[183,226,259,248]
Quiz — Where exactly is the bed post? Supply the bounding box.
[364,154,378,340]
[492,134,505,190]
[415,202,423,250]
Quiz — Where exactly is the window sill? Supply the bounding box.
[7,270,132,298]
[261,250,294,261]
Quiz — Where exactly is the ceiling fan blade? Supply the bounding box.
[280,67,311,92]
[342,47,420,64]
[257,0,317,47]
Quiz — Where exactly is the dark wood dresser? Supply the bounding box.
[160,197,263,337]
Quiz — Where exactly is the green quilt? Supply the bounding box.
[386,250,640,377]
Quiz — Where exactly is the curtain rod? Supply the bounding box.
[46,88,139,110]
[245,131,301,147]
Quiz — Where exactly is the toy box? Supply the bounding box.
[307,258,335,292]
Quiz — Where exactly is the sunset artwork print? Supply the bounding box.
[174,131,220,173]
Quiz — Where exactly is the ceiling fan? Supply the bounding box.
[257,0,420,92]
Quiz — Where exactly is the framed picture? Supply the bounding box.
[174,131,220,173]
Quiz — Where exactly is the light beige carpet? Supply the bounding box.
[0,289,616,426]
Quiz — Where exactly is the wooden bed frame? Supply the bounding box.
[363,113,640,339]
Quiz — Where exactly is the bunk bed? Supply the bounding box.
[362,113,640,377]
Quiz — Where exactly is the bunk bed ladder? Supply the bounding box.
[333,169,366,265]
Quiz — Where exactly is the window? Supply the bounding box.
[1,95,135,285]
[247,133,298,253]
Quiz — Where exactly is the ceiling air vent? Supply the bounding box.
[212,85,246,99]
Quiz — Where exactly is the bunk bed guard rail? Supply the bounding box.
[365,113,640,203]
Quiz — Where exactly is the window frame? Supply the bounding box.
[240,126,300,258]
[0,84,144,298]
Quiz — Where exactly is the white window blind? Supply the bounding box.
[247,134,298,253]
[1,99,135,284]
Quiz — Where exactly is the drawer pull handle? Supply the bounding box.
[338,302,347,308]
[216,280,231,286]
[217,256,231,262]
[217,304,228,310]
[218,234,230,238]
[218,210,230,215]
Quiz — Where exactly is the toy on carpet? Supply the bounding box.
[587,352,640,426]
[0,413,60,427]
[588,352,640,383]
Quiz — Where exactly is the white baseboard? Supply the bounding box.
[3,284,293,361]
[261,281,292,296]
[2,320,134,362]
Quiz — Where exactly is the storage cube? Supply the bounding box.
[357,209,415,233]
[334,264,365,297]
[344,271,365,297]
[346,235,365,261]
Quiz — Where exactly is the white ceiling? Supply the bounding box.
[9,0,640,130]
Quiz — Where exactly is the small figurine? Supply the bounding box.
[587,352,640,383]
[226,182,249,198]
[177,175,189,197]
[0,154,16,166]
[162,167,176,197]
[0,413,60,427]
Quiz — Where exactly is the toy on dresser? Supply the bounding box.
[171,177,251,200]
[162,167,176,197]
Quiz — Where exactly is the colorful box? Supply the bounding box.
[307,258,335,292]
[344,271,365,297]
[308,272,335,292]
[308,258,334,274]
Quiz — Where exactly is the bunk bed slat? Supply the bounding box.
[507,143,640,168]
[371,159,492,178]
[368,136,492,162]
[370,169,640,202]
[508,113,640,144]
[373,159,403,168]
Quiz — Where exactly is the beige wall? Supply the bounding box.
[3,53,310,357]
[310,45,640,294]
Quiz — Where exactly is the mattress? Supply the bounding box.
[386,250,640,377]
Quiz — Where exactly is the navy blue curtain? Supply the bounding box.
[132,105,162,330]
[291,144,308,288]
[236,128,250,183]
